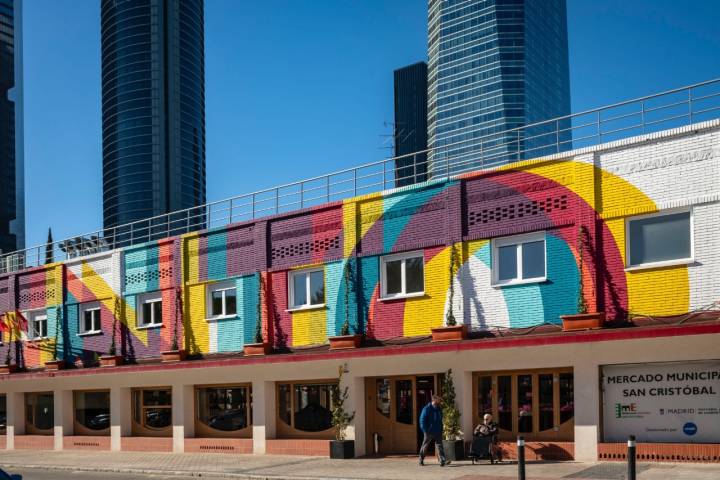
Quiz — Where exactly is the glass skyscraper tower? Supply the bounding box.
[0,0,24,254]
[101,0,206,229]
[427,0,570,175]
[393,62,428,187]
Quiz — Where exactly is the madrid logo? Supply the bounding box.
[683,422,698,436]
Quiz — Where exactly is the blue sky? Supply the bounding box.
[22,0,720,249]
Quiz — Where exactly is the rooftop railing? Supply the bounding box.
[2,77,719,273]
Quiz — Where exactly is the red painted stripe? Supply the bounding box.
[3,322,719,381]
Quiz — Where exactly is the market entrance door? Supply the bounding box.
[365,375,438,455]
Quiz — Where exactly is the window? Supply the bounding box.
[492,232,546,285]
[207,281,237,319]
[132,388,172,431]
[380,252,424,299]
[197,386,250,432]
[80,304,102,335]
[27,310,48,340]
[0,394,6,433]
[277,382,335,433]
[137,293,163,327]
[288,268,325,309]
[627,209,692,268]
[26,392,54,432]
[74,391,110,432]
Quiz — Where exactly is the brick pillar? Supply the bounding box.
[110,387,131,452]
[53,389,73,450]
[574,359,600,461]
[6,391,25,449]
[172,383,194,453]
[345,373,365,457]
[252,380,276,454]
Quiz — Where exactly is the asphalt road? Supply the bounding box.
[2,470,196,480]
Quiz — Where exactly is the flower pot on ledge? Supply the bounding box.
[244,342,271,356]
[161,349,187,362]
[0,364,18,375]
[45,359,67,371]
[99,355,123,367]
[431,324,468,342]
[329,334,362,350]
[560,312,605,331]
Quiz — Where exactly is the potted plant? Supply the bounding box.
[100,299,123,367]
[432,244,468,342]
[244,273,271,356]
[561,226,605,331]
[330,368,356,459]
[45,307,66,371]
[441,369,464,461]
[162,288,186,362]
[329,260,362,350]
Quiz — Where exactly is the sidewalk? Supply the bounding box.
[0,451,719,480]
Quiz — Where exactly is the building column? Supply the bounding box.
[574,360,600,461]
[454,368,474,442]
[252,380,276,454]
[110,387,131,452]
[345,373,366,457]
[6,392,25,450]
[172,383,194,453]
[53,389,73,451]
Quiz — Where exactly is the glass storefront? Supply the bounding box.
[25,392,54,434]
[132,388,172,435]
[196,386,251,435]
[277,381,335,436]
[0,394,6,434]
[74,390,110,434]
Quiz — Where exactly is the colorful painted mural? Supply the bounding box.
[1,128,717,366]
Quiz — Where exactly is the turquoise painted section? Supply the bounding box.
[327,259,360,336]
[124,243,160,294]
[358,256,379,333]
[381,183,448,253]
[64,290,83,357]
[206,230,228,281]
[239,275,259,345]
[538,234,579,324]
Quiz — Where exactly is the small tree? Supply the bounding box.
[441,369,462,441]
[108,298,120,356]
[331,368,355,441]
[3,314,12,366]
[445,244,459,326]
[254,272,264,344]
[577,226,589,314]
[340,260,355,336]
[45,228,54,265]
[52,306,61,361]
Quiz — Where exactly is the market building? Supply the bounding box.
[0,115,718,462]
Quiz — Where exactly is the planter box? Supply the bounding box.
[560,312,605,331]
[45,359,66,371]
[329,334,362,350]
[99,355,123,367]
[442,439,465,461]
[431,324,468,342]
[0,364,18,375]
[161,349,187,362]
[330,440,355,459]
[244,342,271,356]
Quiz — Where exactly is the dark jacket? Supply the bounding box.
[419,403,443,435]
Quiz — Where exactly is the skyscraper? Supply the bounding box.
[427,0,571,175]
[101,0,206,230]
[393,62,428,187]
[0,0,24,254]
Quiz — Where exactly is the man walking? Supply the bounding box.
[418,394,449,466]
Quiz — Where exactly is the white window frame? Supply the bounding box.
[379,251,425,300]
[137,292,163,328]
[288,267,326,311]
[206,281,237,320]
[492,231,547,287]
[625,207,694,271]
[79,303,103,336]
[26,310,48,340]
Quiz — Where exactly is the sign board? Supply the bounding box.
[602,361,720,443]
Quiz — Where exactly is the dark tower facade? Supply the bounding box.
[0,0,23,254]
[393,62,428,187]
[101,0,206,229]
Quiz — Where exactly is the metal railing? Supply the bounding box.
[2,78,719,273]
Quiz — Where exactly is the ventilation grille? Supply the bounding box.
[125,266,173,285]
[19,288,56,305]
[271,235,340,261]
[468,195,568,226]
[72,441,101,447]
[200,444,236,452]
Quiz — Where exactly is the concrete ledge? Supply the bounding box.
[121,436,173,452]
[598,442,720,463]
[184,437,253,454]
[497,441,574,461]
[266,439,329,456]
[13,434,54,450]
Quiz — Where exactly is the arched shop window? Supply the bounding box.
[26,392,54,433]
[197,386,250,433]
[277,382,335,433]
[74,390,110,434]
[132,388,172,432]
[474,369,574,441]
[0,394,6,434]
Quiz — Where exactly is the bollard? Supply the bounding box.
[627,435,636,480]
[517,436,526,480]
